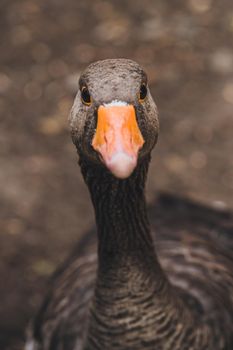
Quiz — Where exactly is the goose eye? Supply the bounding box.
[81,86,92,106]
[139,84,147,102]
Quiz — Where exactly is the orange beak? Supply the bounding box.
[92,105,144,178]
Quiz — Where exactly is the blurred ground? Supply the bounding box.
[0,0,233,349]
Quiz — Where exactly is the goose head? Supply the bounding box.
[69,58,159,179]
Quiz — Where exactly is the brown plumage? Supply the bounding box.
[25,59,233,350]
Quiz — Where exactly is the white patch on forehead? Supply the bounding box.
[25,339,38,350]
[103,100,128,107]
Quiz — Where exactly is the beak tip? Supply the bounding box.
[105,152,137,179]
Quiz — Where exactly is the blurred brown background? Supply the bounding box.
[0,0,233,349]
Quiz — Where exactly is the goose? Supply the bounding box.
[25,58,233,350]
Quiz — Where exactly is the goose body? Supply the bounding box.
[26,59,233,350]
